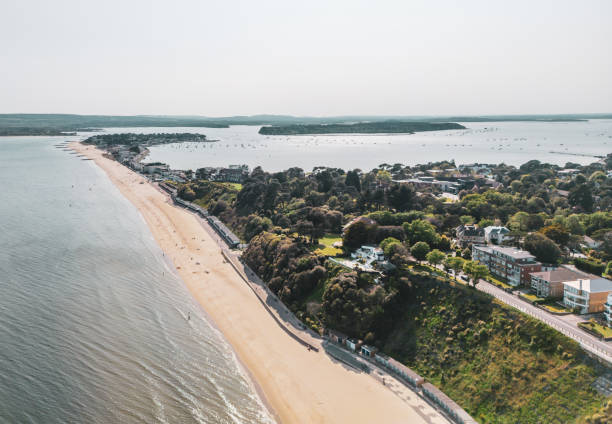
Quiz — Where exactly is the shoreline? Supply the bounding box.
[71,141,449,424]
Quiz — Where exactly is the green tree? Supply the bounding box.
[376,169,392,184]
[426,249,446,268]
[540,224,570,246]
[568,184,594,212]
[444,256,465,279]
[345,170,361,191]
[524,233,562,264]
[403,219,439,246]
[411,241,430,263]
[463,260,489,287]
[244,214,272,242]
[387,184,414,211]
[343,220,377,249]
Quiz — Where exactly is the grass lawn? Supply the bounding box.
[223,182,243,191]
[520,292,546,302]
[579,320,612,338]
[314,234,343,257]
[541,302,572,314]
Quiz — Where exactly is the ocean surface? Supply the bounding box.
[100,119,612,172]
[0,137,274,424]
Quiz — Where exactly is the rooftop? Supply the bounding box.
[530,266,593,283]
[563,278,612,293]
[474,244,536,260]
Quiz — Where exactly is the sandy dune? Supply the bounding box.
[72,142,449,424]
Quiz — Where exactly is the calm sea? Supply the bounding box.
[0,136,274,424]
[119,119,612,172]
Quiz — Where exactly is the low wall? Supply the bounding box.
[578,322,612,342]
[221,250,319,352]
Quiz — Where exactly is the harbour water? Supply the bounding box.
[0,136,274,424]
[127,119,612,172]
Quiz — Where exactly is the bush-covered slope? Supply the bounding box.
[383,279,606,423]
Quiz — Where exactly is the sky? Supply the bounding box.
[1,0,611,116]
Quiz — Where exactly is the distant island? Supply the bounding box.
[83,132,209,147]
[259,121,466,135]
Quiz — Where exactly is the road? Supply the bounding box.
[474,278,612,364]
[433,263,612,364]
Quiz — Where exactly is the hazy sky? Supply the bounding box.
[1,0,611,116]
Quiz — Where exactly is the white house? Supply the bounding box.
[351,245,385,262]
[484,226,511,245]
[563,278,612,314]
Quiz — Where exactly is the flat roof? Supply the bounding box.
[563,278,612,293]
[474,244,536,260]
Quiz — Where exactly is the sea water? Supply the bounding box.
[126,119,612,172]
[0,136,274,424]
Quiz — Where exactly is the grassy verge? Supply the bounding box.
[579,320,612,338]
[540,300,572,314]
[520,292,546,303]
[487,276,514,290]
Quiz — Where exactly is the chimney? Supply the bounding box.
[579,280,583,291]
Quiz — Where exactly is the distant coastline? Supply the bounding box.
[1,113,610,136]
[259,121,466,135]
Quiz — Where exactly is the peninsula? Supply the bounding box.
[258,121,466,135]
[83,132,210,147]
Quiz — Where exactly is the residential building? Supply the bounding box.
[456,225,485,247]
[394,178,460,194]
[195,164,249,183]
[582,235,603,250]
[530,265,592,298]
[214,166,248,183]
[350,245,395,272]
[484,226,511,245]
[557,169,580,178]
[352,245,385,262]
[472,245,542,287]
[563,278,612,314]
[458,163,491,175]
[604,293,612,327]
[143,163,170,175]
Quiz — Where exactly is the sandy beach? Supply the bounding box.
[72,142,449,424]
